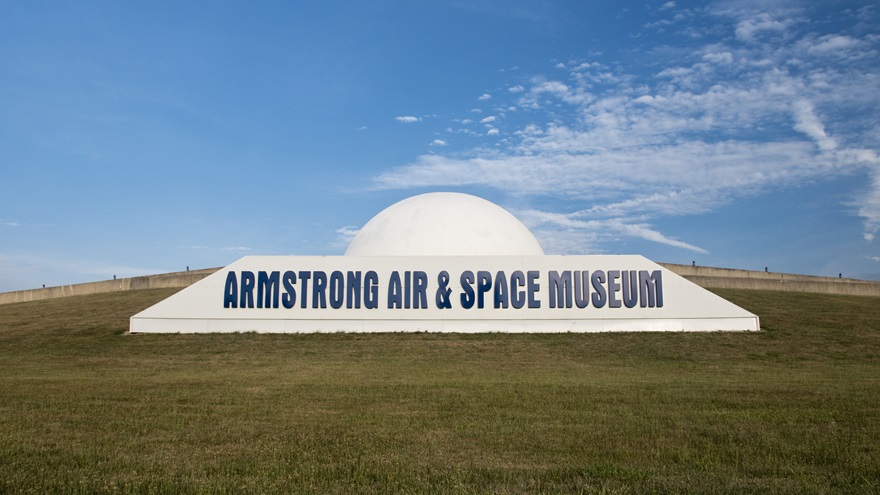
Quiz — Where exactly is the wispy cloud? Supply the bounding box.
[395,116,421,123]
[733,13,798,43]
[860,173,880,241]
[334,225,360,249]
[477,93,492,101]
[807,34,863,54]
[517,209,708,254]
[372,1,880,252]
[184,245,251,252]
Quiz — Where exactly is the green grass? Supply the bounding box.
[1,288,879,494]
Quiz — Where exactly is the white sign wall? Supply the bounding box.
[130,255,759,333]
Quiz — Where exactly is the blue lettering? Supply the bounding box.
[622,270,638,308]
[313,271,327,309]
[346,271,361,309]
[281,271,296,309]
[257,271,280,309]
[460,271,475,309]
[240,271,255,308]
[511,271,525,309]
[413,271,428,309]
[365,271,379,309]
[298,271,311,309]
[608,270,621,308]
[476,271,492,309]
[527,271,540,308]
[549,270,572,309]
[573,270,590,308]
[388,271,402,309]
[591,270,606,308]
[329,271,344,309]
[639,270,663,308]
[224,271,238,308]
[494,271,509,308]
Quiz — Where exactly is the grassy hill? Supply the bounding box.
[1,288,878,494]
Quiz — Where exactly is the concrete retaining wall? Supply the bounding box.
[0,268,219,305]
[659,263,880,297]
[1,263,878,306]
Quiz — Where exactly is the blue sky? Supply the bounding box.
[2,0,879,292]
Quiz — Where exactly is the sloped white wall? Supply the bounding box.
[130,255,759,333]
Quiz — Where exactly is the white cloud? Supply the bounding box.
[661,1,676,10]
[480,116,496,124]
[532,80,569,94]
[733,12,798,42]
[334,226,360,249]
[377,140,827,208]
[375,135,857,251]
[860,173,880,241]
[431,139,448,146]
[517,209,707,253]
[808,34,862,54]
[486,128,500,136]
[508,85,525,93]
[702,51,733,64]
[372,2,880,251]
[395,116,420,123]
[791,100,837,151]
[477,93,492,101]
[522,79,594,107]
[186,245,251,252]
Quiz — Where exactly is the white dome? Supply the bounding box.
[345,192,545,256]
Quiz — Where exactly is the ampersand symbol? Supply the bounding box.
[435,271,453,309]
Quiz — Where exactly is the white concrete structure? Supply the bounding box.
[346,192,544,256]
[130,193,759,333]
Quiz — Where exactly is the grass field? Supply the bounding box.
[0,288,879,494]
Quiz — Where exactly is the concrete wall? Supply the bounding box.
[1,263,878,306]
[0,268,218,305]
[660,263,880,297]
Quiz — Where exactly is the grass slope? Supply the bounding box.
[0,288,878,494]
